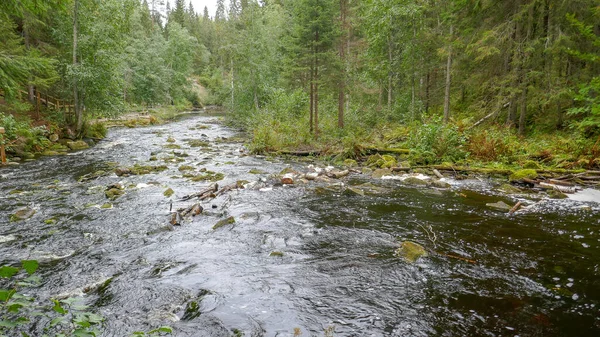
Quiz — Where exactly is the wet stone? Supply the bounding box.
[486,201,512,211]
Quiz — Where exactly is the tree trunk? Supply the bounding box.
[230,59,234,111]
[23,14,35,104]
[387,33,393,111]
[309,53,314,134]
[425,72,430,114]
[443,25,453,124]
[73,0,82,133]
[518,86,527,135]
[337,0,347,129]
[314,30,320,138]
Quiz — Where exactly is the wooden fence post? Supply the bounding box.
[0,127,6,165]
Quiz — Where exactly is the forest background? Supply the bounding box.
[1,0,600,169]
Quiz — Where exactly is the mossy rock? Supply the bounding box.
[366,154,397,168]
[523,160,542,170]
[497,183,522,194]
[343,159,358,167]
[44,218,56,225]
[395,241,428,263]
[105,188,124,200]
[403,177,428,186]
[430,180,451,188]
[190,172,225,182]
[343,187,365,196]
[509,169,537,182]
[166,136,176,143]
[49,143,69,152]
[130,164,168,175]
[372,168,391,178]
[187,139,210,147]
[178,165,195,172]
[249,168,267,174]
[66,140,90,151]
[163,144,181,149]
[149,156,158,161]
[41,150,63,156]
[547,189,568,199]
[10,207,36,222]
[269,251,284,257]
[100,203,113,209]
[213,216,235,230]
[164,188,175,198]
[486,201,512,211]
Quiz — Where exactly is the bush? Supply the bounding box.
[405,118,467,164]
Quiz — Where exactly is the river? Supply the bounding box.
[1,113,599,336]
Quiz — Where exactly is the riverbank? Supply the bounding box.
[0,105,202,165]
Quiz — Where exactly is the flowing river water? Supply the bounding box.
[1,113,599,336]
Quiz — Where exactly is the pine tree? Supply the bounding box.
[215,0,226,21]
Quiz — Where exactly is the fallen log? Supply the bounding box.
[548,179,575,186]
[391,167,411,172]
[432,169,444,179]
[170,212,182,226]
[365,147,411,155]
[215,181,244,196]
[277,150,321,156]
[327,170,350,179]
[180,203,203,217]
[180,183,218,201]
[509,201,522,215]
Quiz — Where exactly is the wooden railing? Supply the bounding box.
[1,88,75,120]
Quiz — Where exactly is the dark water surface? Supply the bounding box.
[1,114,599,336]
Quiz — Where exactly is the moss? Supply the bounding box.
[149,156,157,161]
[44,218,56,225]
[547,189,568,199]
[178,165,195,172]
[163,188,175,198]
[187,139,210,147]
[85,122,107,139]
[9,189,24,195]
[395,241,428,263]
[190,172,225,182]
[269,251,284,257]
[105,188,124,200]
[403,177,428,186]
[166,136,176,143]
[163,144,182,149]
[523,160,542,170]
[343,159,358,167]
[509,169,538,181]
[130,164,168,175]
[100,203,113,209]
[366,154,397,168]
[213,216,235,230]
[249,168,267,174]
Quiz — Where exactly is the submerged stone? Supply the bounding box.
[395,241,428,263]
[486,201,512,211]
[213,216,235,230]
[343,187,365,196]
[430,179,451,188]
[164,188,175,198]
[10,207,36,221]
[372,168,392,178]
[403,176,428,186]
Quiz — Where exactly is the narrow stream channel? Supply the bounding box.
[1,113,599,336]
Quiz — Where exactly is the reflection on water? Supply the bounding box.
[1,113,599,336]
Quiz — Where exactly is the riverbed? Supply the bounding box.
[1,113,599,336]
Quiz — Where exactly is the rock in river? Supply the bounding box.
[395,241,428,263]
[66,140,90,151]
[486,201,512,211]
[10,207,36,221]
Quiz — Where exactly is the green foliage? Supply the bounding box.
[1,260,104,337]
[404,118,467,164]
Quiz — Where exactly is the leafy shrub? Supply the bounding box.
[405,118,467,164]
[466,127,517,162]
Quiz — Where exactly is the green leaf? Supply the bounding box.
[0,266,19,278]
[49,316,67,327]
[0,289,16,302]
[52,299,67,314]
[21,260,38,275]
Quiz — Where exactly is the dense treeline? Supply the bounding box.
[0,0,201,133]
[1,0,599,165]
[198,0,600,166]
